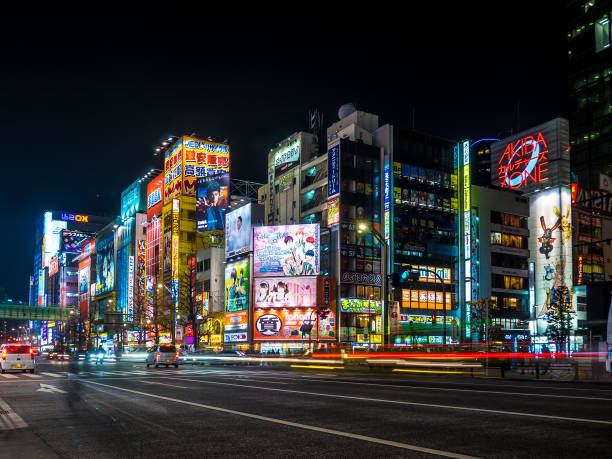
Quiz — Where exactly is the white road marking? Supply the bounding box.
[37,383,66,394]
[79,379,479,459]
[140,380,189,389]
[23,373,42,378]
[171,377,612,426]
[0,396,27,430]
[0,373,18,379]
[41,372,63,378]
[278,376,612,402]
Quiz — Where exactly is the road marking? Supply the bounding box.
[37,383,66,394]
[0,373,18,379]
[0,397,28,431]
[282,376,612,402]
[23,373,42,378]
[79,379,479,458]
[41,372,63,378]
[140,381,189,389]
[170,377,612,426]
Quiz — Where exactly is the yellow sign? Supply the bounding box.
[182,136,230,196]
[393,162,401,176]
[357,334,382,344]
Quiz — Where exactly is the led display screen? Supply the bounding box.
[196,173,230,231]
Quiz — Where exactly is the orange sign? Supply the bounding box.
[225,311,248,332]
[402,289,451,310]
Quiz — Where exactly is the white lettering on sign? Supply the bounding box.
[61,213,89,223]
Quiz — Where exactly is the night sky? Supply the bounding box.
[0,4,567,300]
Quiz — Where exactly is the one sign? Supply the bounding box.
[60,213,89,223]
[327,143,340,198]
[253,224,320,276]
[273,139,300,178]
[225,259,249,312]
[225,203,252,258]
[225,311,248,332]
[224,332,248,342]
[49,255,59,277]
[340,271,382,287]
[196,172,230,231]
[340,298,382,314]
[254,276,317,308]
[253,308,335,341]
[146,172,164,220]
[127,255,134,322]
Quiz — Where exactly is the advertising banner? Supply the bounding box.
[225,203,252,258]
[127,255,134,322]
[146,172,164,220]
[60,230,90,253]
[78,257,90,295]
[164,138,183,201]
[145,277,155,318]
[253,224,320,276]
[196,172,230,231]
[224,332,248,343]
[401,289,451,309]
[224,310,248,332]
[253,308,335,341]
[327,143,340,198]
[254,277,317,308]
[225,259,249,312]
[340,298,382,314]
[327,196,340,226]
[95,234,115,295]
[340,271,382,286]
[273,139,300,178]
[182,137,230,196]
[137,240,146,304]
[49,255,59,277]
[121,179,144,222]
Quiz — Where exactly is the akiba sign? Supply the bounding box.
[490,118,569,193]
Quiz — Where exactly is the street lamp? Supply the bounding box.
[356,221,388,346]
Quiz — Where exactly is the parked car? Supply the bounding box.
[146,344,179,368]
[1,344,36,373]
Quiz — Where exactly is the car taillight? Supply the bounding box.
[175,352,179,359]
[156,353,161,359]
[1,350,6,360]
[30,348,34,359]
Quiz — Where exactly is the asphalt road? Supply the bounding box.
[1,358,611,458]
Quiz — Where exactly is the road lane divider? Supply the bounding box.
[77,379,480,459]
[0,397,28,431]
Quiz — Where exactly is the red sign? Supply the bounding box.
[497,132,549,189]
[147,172,164,220]
[49,256,59,277]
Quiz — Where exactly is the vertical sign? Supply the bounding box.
[328,143,340,198]
[172,199,180,337]
[462,140,471,339]
[384,159,391,240]
[127,255,134,322]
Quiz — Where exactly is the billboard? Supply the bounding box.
[225,259,249,312]
[121,179,146,222]
[164,138,183,201]
[95,234,115,295]
[196,173,230,231]
[340,298,382,314]
[253,224,320,277]
[254,277,317,308]
[225,310,248,332]
[49,255,59,277]
[328,142,340,198]
[401,289,451,309]
[78,257,90,295]
[146,172,164,220]
[60,230,90,254]
[225,203,252,258]
[127,255,135,322]
[182,136,230,196]
[272,139,300,178]
[253,308,335,341]
[327,196,339,226]
[490,118,570,192]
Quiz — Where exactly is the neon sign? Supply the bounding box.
[61,213,89,223]
[497,132,549,189]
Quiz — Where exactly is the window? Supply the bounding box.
[503,276,524,290]
[502,297,519,309]
[596,17,611,53]
[196,261,204,273]
[203,279,210,292]
[204,258,210,271]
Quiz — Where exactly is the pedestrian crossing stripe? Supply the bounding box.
[0,374,18,379]
[41,372,63,377]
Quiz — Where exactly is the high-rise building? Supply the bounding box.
[568,0,612,344]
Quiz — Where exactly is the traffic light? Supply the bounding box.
[400,267,420,283]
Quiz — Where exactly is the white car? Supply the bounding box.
[146,345,179,368]
[1,344,36,373]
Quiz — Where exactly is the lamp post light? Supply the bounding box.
[356,221,388,346]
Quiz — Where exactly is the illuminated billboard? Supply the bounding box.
[254,277,317,308]
[95,234,115,295]
[146,172,164,220]
[164,138,183,201]
[402,289,451,310]
[49,255,59,277]
[196,173,230,231]
[272,139,300,178]
[60,230,90,254]
[340,298,382,314]
[327,196,339,226]
[225,310,248,332]
[225,204,252,258]
[528,186,575,335]
[182,136,230,196]
[78,257,90,295]
[253,308,335,341]
[490,118,569,192]
[253,224,320,277]
[225,259,249,312]
[42,212,67,267]
[121,179,146,222]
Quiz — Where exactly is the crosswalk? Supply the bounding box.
[0,367,275,381]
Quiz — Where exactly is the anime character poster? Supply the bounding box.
[253,224,320,277]
[225,259,249,312]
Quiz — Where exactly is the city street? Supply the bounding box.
[1,359,611,458]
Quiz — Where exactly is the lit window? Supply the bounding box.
[595,17,611,52]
